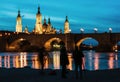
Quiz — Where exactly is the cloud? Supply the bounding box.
[1,11,17,17]
[0,0,120,33]
[22,13,35,20]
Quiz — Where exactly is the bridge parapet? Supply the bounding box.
[0,32,120,52]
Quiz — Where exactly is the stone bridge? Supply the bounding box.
[0,32,120,52]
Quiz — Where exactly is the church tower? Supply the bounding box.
[16,10,22,32]
[46,18,52,33]
[64,16,70,34]
[35,6,42,34]
[36,6,42,24]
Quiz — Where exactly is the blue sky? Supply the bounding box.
[0,0,120,33]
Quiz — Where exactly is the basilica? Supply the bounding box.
[16,6,71,34]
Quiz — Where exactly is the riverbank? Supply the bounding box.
[0,67,120,82]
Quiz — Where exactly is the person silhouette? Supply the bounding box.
[73,45,84,79]
[60,42,69,78]
[38,47,45,74]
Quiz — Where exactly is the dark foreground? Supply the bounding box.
[0,67,120,82]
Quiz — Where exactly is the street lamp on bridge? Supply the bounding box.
[94,28,98,33]
[109,28,112,33]
[69,29,71,33]
[80,28,84,33]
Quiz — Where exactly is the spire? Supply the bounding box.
[65,16,68,22]
[17,10,21,17]
[44,17,46,23]
[48,18,51,24]
[37,6,41,14]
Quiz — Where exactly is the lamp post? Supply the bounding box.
[69,29,71,33]
[80,28,84,33]
[109,28,112,33]
[94,28,98,33]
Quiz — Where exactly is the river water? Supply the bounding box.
[0,50,120,70]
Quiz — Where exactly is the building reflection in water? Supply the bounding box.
[0,51,119,70]
[32,53,49,69]
[13,55,19,68]
[85,51,94,70]
[44,54,49,69]
[20,52,27,68]
[53,51,60,69]
[94,53,99,70]
[0,56,2,67]
[108,53,114,69]
[4,55,10,68]
[67,53,73,70]
[32,54,40,69]
[13,52,28,68]
[115,53,118,68]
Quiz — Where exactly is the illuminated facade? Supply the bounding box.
[24,26,29,33]
[34,6,56,34]
[15,6,71,34]
[34,6,43,34]
[16,10,22,32]
[64,16,70,34]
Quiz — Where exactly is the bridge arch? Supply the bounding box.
[44,37,63,51]
[76,37,99,50]
[8,38,31,51]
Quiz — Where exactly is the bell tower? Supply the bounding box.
[36,6,42,24]
[64,16,70,34]
[16,10,22,32]
[35,6,42,34]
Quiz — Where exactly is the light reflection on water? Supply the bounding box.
[0,51,120,70]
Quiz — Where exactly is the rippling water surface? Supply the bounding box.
[0,50,120,70]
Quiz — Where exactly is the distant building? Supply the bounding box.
[15,6,71,34]
[16,10,22,33]
[64,16,70,34]
[24,26,29,34]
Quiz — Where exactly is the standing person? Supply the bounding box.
[38,47,45,74]
[60,42,69,78]
[73,45,84,79]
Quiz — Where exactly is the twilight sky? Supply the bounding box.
[0,0,120,33]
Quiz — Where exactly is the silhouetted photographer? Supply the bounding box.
[59,41,69,78]
[73,45,84,79]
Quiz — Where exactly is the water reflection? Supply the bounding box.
[94,53,99,70]
[0,56,1,67]
[108,53,114,69]
[67,53,73,70]
[53,51,60,69]
[0,51,120,70]
[32,54,39,69]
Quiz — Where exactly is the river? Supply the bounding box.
[0,50,120,70]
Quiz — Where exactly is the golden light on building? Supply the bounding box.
[16,10,22,32]
[64,16,70,34]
